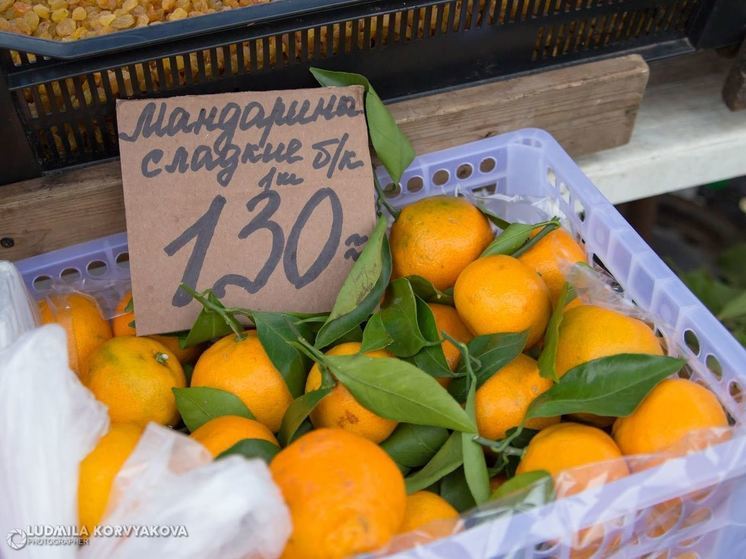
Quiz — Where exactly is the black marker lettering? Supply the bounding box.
[284,188,343,289]
[277,171,303,186]
[141,149,163,178]
[130,94,362,185]
[164,146,189,174]
[213,190,284,296]
[164,195,226,307]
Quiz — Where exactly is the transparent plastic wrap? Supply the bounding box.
[373,427,746,558]
[0,261,39,350]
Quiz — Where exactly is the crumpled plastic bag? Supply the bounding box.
[0,261,39,350]
[0,325,108,559]
[82,424,291,559]
[0,324,291,559]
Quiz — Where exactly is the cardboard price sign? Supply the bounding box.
[117,87,376,336]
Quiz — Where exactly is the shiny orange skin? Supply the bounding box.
[111,292,202,364]
[191,331,293,433]
[555,305,663,377]
[613,379,728,456]
[150,335,202,365]
[86,336,185,426]
[78,423,143,536]
[398,491,458,535]
[111,292,136,337]
[305,342,397,443]
[190,415,278,457]
[390,196,493,290]
[39,292,112,379]
[428,303,473,372]
[475,354,559,440]
[454,255,552,347]
[270,428,406,559]
[518,228,587,305]
[517,422,629,496]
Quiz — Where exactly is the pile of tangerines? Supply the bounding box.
[39,195,729,559]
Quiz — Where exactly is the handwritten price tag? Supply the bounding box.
[117,87,376,335]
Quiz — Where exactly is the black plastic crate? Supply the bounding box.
[0,0,743,185]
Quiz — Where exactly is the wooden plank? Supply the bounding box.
[392,54,648,157]
[0,162,126,262]
[0,55,648,262]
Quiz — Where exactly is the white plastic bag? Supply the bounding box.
[0,325,109,559]
[82,425,291,559]
[0,261,39,350]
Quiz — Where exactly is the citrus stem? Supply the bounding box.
[374,175,401,219]
[294,337,326,364]
[224,307,256,324]
[441,332,481,372]
[154,352,169,365]
[178,283,245,341]
[472,436,525,457]
[293,337,335,388]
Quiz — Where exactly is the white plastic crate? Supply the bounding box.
[16,129,746,559]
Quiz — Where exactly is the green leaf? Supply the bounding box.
[449,332,527,401]
[182,291,237,347]
[310,67,415,182]
[407,275,455,305]
[333,325,364,344]
[439,467,477,513]
[719,291,746,321]
[511,221,560,258]
[381,424,450,469]
[526,354,685,419]
[481,223,537,257]
[405,431,463,493]
[123,296,134,313]
[490,470,554,505]
[480,219,560,258]
[253,311,312,398]
[538,283,575,382]
[360,313,393,353]
[277,387,333,446]
[407,297,453,378]
[461,356,490,506]
[380,278,430,357]
[172,387,255,432]
[216,438,280,463]
[475,204,511,230]
[315,216,391,349]
[326,354,475,432]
